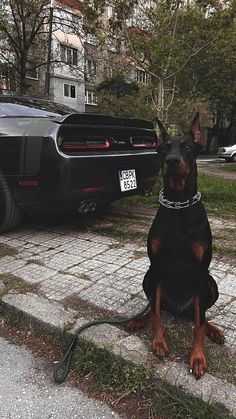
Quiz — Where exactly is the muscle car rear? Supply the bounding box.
[0,96,160,232]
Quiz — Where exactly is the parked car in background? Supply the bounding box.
[0,95,160,232]
[217,144,236,162]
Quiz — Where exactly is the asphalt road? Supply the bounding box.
[0,336,122,419]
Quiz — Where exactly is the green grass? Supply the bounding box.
[198,173,236,218]
[119,173,236,218]
[221,164,236,173]
[73,341,231,418]
[0,243,18,258]
[0,273,37,296]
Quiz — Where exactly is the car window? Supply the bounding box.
[0,103,60,117]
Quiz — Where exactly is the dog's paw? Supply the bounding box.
[206,322,225,345]
[126,320,145,332]
[189,349,207,379]
[152,336,169,359]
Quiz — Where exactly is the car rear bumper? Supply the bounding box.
[7,151,160,215]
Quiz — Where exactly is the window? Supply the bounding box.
[136,69,150,84]
[85,89,97,105]
[64,84,76,98]
[107,5,115,18]
[86,33,97,45]
[85,59,97,78]
[60,44,78,66]
[26,61,38,80]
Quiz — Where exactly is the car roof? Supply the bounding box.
[0,95,78,116]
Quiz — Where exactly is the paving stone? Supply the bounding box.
[113,335,149,363]
[25,231,62,245]
[79,284,129,312]
[43,252,85,270]
[155,360,236,416]
[0,256,26,274]
[79,259,121,275]
[56,240,97,255]
[2,293,75,333]
[97,274,143,295]
[218,274,236,296]
[125,257,149,272]
[40,274,90,301]
[67,265,104,281]
[0,280,6,293]
[16,263,56,284]
[71,318,128,348]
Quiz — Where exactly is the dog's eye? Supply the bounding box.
[161,143,171,153]
[182,143,191,151]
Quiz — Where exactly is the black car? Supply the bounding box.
[0,95,160,232]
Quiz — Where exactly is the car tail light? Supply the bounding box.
[131,136,157,149]
[61,138,110,151]
[82,186,101,193]
[19,179,39,186]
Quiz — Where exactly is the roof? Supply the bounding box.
[56,0,82,12]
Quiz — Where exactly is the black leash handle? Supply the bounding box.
[53,302,150,383]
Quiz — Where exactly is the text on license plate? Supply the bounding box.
[119,169,137,192]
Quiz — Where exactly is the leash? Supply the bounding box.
[53,301,151,383]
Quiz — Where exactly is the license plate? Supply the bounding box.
[119,169,137,192]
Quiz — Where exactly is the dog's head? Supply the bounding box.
[156,113,203,192]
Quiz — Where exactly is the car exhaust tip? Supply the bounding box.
[142,187,152,197]
[77,200,97,214]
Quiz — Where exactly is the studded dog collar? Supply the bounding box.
[159,189,201,209]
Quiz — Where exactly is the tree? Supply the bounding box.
[0,0,49,94]
[82,0,235,133]
[0,0,84,96]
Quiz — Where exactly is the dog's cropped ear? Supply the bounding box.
[190,112,203,146]
[155,117,167,146]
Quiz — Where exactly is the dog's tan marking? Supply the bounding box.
[151,286,169,358]
[192,243,207,262]
[189,294,207,379]
[151,238,161,254]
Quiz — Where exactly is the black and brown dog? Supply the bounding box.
[127,113,225,379]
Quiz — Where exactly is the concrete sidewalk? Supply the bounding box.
[0,215,235,415]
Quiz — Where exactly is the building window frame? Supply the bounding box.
[63,83,76,98]
[85,89,97,105]
[85,58,97,79]
[136,68,151,84]
[60,44,78,66]
[86,33,97,45]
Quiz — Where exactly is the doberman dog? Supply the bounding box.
[127,113,225,379]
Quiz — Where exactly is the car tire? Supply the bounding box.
[0,171,23,233]
[232,154,236,162]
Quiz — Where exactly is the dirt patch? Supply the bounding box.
[198,162,236,180]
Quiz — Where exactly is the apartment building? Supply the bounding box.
[0,0,151,113]
[48,0,85,111]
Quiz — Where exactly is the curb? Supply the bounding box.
[1,292,236,416]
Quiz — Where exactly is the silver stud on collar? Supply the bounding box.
[159,189,201,209]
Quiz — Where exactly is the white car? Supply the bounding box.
[217,144,236,162]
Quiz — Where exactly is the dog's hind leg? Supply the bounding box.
[206,321,225,344]
[204,275,225,344]
[126,309,151,332]
[151,285,169,358]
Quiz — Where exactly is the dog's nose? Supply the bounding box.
[165,154,181,165]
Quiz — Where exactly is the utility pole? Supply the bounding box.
[44,0,54,98]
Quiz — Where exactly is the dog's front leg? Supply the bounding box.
[151,285,169,358]
[189,294,207,379]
